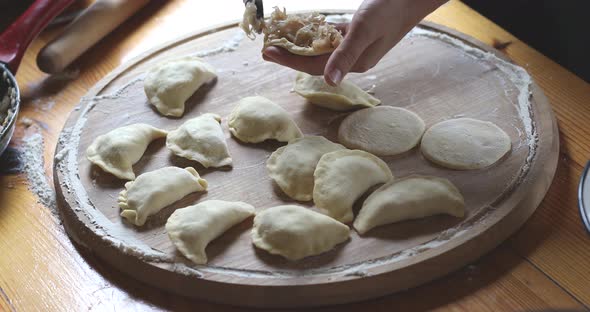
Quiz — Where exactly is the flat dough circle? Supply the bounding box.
[420,118,511,170]
[338,106,426,156]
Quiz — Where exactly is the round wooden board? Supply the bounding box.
[54,17,559,308]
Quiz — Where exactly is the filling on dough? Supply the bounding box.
[264,7,343,53]
[240,5,343,55]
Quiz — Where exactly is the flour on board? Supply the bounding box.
[22,131,58,217]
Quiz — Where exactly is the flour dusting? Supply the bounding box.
[22,131,57,215]
[54,127,72,163]
[32,98,57,112]
[20,117,34,127]
[192,30,245,58]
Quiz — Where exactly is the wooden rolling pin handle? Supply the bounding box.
[0,0,75,73]
[37,0,149,74]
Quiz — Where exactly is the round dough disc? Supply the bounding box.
[337,106,426,156]
[420,118,511,170]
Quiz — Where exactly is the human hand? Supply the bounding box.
[262,0,447,86]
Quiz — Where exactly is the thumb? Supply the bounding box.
[324,19,373,86]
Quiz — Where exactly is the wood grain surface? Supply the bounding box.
[1,0,589,310]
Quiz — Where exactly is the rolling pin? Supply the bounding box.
[37,0,149,74]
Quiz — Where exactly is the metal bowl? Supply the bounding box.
[0,63,20,155]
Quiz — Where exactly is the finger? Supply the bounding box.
[349,37,387,73]
[262,47,330,75]
[324,18,375,86]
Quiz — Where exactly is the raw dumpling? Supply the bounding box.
[119,167,208,226]
[86,123,167,180]
[354,175,465,234]
[228,96,302,143]
[313,149,393,223]
[251,205,349,260]
[262,7,343,56]
[421,118,511,170]
[294,72,381,111]
[166,200,255,264]
[166,113,232,168]
[338,106,426,156]
[267,136,345,201]
[144,56,217,117]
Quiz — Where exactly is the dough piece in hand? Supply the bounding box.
[267,136,345,201]
[228,96,303,143]
[86,123,167,180]
[421,118,511,170]
[338,106,425,156]
[251,205,349,260]
[354,175,465,234]
[144,56,216,117]
[119,167,208,226]
[166,113,232,168]
[294,72,381,111]
[166,200,255,264]
[313,150,393,223]
[262,7,343,56]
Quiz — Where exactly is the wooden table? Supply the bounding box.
[1,0,589,310]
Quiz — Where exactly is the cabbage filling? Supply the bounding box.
[240,5,343,54]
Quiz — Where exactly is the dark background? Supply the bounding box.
[463,0,589,82]
[1,0,589,82]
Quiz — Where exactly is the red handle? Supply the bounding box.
[0,0,75,73]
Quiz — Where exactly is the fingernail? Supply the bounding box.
[327,69,343,85]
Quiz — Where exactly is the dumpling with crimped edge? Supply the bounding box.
[86,123,167,180]
[313,149,393,223]
[166,200,255,264]
[166,113,232,168]
[144,56,217,117]
[294,72,381,111]
[118,167,208,226]
[228,96,302,143]
[267,136,345,201]
[251,205,349,261]
[354,175,465,235]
